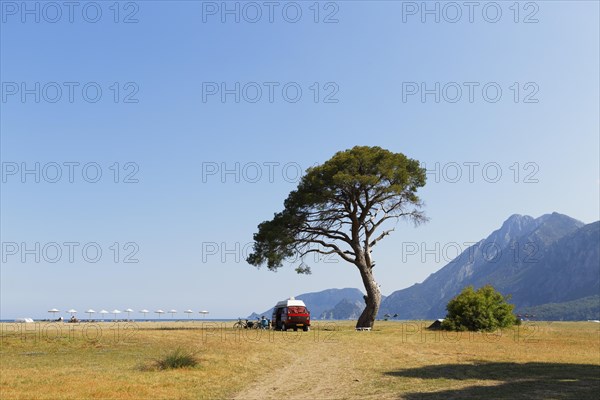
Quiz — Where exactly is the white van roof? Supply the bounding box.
[274,297,306,308]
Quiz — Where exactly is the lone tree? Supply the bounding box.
[441,285,519,332]
[247,146,427,328]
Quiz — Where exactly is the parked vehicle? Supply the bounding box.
[272,297,310,331]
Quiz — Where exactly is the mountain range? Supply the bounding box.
[249,213,600,321]
[248,288,368,320]
[380,213,599,319]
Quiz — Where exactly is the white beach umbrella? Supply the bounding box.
[124,308,134,319]
[168,309,177,318]
[67,309,77,316]
[85,309,96,319]
[184,309,194,319]
[99,310,109,320]
[111,309,121,320]
[199,310,209,318]
[139,309,149,319]
[48,308,60,318]
[155,309,164,319]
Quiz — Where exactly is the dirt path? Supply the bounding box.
[232,335,363,400]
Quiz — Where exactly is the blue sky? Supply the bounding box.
[1,1,599,319]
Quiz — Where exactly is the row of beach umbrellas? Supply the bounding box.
[48,308,209,320]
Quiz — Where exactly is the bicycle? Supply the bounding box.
[233,318,249,329]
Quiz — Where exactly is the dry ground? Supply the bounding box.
[1,321,599,399]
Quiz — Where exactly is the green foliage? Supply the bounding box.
[441,285,518,332]
[153,348,199,370]
[247,146,426,271]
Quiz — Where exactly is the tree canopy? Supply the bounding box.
[247,146,426,271]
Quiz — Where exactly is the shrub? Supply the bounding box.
[153,348,199,370]
[441,285,519,332]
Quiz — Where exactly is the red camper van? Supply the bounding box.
[272,297,310,331]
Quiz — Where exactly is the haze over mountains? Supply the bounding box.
[250,213,600,321]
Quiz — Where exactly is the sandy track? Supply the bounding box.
[232,336,362,400]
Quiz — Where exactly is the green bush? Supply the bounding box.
[441,285,519,332]
[154,348,199,370]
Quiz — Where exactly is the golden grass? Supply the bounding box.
[1,320,598,399]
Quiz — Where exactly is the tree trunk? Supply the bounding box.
[356,265,381,329]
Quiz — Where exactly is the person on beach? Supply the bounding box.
[261,316,269,329]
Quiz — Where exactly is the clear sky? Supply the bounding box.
[1,1,598,319]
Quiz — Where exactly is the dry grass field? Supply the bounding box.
[1,320,599,399]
